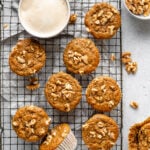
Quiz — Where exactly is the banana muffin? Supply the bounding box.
[9,38,46,76]
[85,2,121,39]
[45,72,82,112]
[12,105,51,142]
[128,117,150,150]
[86,76,122,112]
[82,114,119,150]
[63,38,100,74]
[40,123,77,150]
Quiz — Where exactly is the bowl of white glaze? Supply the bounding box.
[18,0,70,38]
[124,0,150,20]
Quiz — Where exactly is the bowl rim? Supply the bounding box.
[123,0,150,20]
[18,0,71,38]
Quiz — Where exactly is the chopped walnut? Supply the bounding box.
[89,131,96,137]
[97,122,104,128]
[26,77,40,90]
[13,121,19,126]
[122,51,138,74]
[69,14,77,24]
[82,124,89,129]
[3,24,9,29]
[110,53,116,61]
[122,51,132,64]
[125,62,138,74]
[130,101,138,109]
[126,0,150,16]
[64,103,70,112]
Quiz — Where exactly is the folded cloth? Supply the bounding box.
[1,0,24,41]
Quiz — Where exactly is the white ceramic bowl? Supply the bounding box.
[18,0,70,38]
[124,0,150,20]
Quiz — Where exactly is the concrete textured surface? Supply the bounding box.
[122,3,150,150]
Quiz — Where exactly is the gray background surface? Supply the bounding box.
[122,3,150,150]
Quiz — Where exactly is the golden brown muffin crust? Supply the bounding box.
[128,117,150,150]
[82,114,119,150]
[85,2,121,39]
[12,105,51,142]
[63,38,100,74]
[9,38,46,76]
[86,76,122,112]
[45,72,82,112]
[40,123,70,150]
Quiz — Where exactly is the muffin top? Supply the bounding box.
[63,38,100,74]
[12,105,51,142]
[9,38,46,76]
[40,123,71,150]
[82,114,119,150]
[45,72,82,112]
[128,117,150,150]
[85,2,121,39]
[86,76,122,112]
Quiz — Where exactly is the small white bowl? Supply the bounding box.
[124,0,150,20]
[18,0,70,38]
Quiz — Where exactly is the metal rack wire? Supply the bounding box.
[0,0,122,149]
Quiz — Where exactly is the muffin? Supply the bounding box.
[9,38,46,76]
[82,114,119,150]
[63,38,100,74]
[12,105,51,142]
[128,117,150,150]
[86,76,122,112]
[40,123,77,150]
[45,72,82,112]
[85,2,121,39]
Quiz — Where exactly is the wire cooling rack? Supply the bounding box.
[0,0,122,149]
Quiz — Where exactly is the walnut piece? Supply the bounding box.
[26,77,40,90]
[125,62,138,74]
[64,103,70,112]
[122,51,138,74]
[69,14,77,24]
[110,54,116,61]
[3,24,9,29]
[130,101,138,109]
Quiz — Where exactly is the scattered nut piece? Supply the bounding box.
[130,101,138,109]
[69,14,77,24]
[110,53,116,61]
[122,52,131,58]
[3,24,9,29]
[26,77,40,90]
[125,62,138,74]
[122,57,132,64]
[122,51,138,74]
